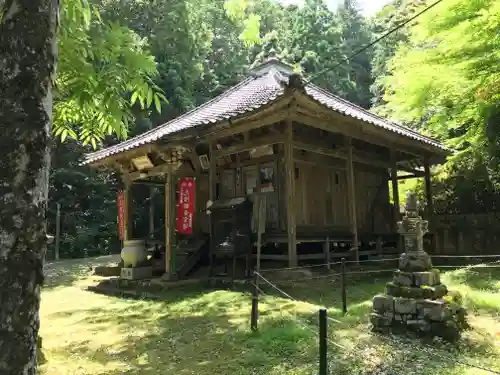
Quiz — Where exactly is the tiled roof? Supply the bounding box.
[304,84,446,150]
[83,70,287,165]
[83,65,447,165]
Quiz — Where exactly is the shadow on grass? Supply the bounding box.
[257,274,390,322]
[43,255,120,289]
[49,291,318,375]
[42,260,500,375]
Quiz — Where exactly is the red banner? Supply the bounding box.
[117,190,125,240]
[177,177,195,234]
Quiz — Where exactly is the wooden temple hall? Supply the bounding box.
[83,58,450,280]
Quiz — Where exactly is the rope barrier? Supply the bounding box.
[259,261,343,273]
[435,264,500,269]
[344,269,396,276]
[344,257,400,264]
[268,272,343,285]
[253,254,500,276]
[431,254,500,259]
[254,271,344,325]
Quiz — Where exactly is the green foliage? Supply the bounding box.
[224,0,262,46]
[47,141,122,259]
[283,0,373,108]
[54,0,166,146]
[370,0,426,107]
[377,0,500,212]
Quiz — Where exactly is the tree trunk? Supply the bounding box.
[0,1,59,374]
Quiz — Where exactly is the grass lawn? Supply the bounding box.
[40,258,500,375]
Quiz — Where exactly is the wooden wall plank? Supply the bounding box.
[164,170,173,276]
[346,139,359,262]
[284,121,297,266]
[208,141,216,275]
[391,151,400,230]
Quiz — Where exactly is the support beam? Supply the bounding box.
[346,138,359,262]
[208,140,216,275]
[164,170,174,277]
[397,174,419,180]
[207,110,289,141]
[149,187,155,238]
[284,120,297,267]
[293,140,390,169]
[214,133,285,158]
[424,163,434,219]
[123,181,133,241]
[129,161,182,181]
[391,151,400,230]
[424,162,436,252]
[291,96,448,159]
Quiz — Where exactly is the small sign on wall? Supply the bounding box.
[177,177,196,234]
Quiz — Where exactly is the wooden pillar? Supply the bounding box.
[149,187,155,238]
[208,140,216,275]
[164,170,174,276]
[424,161,436,252]
[346,139,359,262]
[390,151,400,229]
[324,237,331,270]
[55,203,61,260]
[284,120,297,267]
[424,162,434,221]
[123,181,133,241]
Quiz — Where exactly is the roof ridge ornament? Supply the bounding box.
[249,56,295,77]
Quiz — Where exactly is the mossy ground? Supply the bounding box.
[40,257,500,375]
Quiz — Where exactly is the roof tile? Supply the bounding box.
[83,67,447,165]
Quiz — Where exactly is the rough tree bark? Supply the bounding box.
[0,0,59,374]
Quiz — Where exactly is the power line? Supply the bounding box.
[304,0,446,85]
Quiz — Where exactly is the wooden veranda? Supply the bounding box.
[83,58,450,279]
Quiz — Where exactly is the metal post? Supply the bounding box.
[341,257,347,315]
[251,272,259,331]
[319,308,328,375]
[55,203,61,261]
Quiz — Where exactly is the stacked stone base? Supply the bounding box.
[371,262,468,341]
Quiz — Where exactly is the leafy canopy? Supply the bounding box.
[378,0,500,211]
[54,0,167,147]
[380,0,500,154]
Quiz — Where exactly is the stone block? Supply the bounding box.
[432,284,448,299]
[383,311,394,319]
[94,266,122,277]
[120,266,153,280]
[394,297,417,314]
[385,282,400,297]
[393,270,413,286]
[386,283,434,299]
[373,294,394,313]
[407,319,430,332]
[430,321,460,342]
[370,313,392,327]
[413,270,440,286]
[399,251,432,272]
[418,300,451,321]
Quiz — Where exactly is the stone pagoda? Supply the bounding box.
[370,192,467,341]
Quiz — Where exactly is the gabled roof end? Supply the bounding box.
[249,57,295,77]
